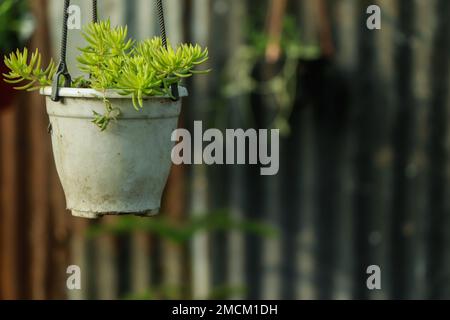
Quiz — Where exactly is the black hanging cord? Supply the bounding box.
[51,0,72,102]
[156,0,168,48]
[52,0,99,102]
[92,0,98,23]
[156,0,179,101]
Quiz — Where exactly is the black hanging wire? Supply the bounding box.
[156,0,179,101]
[92,0,98,23]
[52,0,99,102]
[156,0,168,48]
[51,0,72,102]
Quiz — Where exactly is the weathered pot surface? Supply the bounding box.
[40,87,187,219]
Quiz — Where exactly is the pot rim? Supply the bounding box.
[40,86,188,99]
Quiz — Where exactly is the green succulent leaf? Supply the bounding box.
[2,47,56,90]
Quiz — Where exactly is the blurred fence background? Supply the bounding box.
[1,0,450,300]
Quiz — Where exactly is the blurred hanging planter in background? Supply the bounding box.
[223,16,320,136]
[0,0,34,111]
[2,0,210,219]
[222,0,331,136]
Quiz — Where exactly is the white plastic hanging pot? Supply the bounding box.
[41,87,187,219]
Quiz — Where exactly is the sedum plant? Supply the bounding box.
[2,19,209,130]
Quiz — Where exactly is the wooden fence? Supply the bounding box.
[1,0,450,300]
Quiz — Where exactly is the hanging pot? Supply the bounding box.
[40,0,184,218]
[41,87,187,219]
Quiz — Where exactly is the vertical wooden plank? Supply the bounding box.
[301,0,345,300]
[47,130,70,300]
[166,0,184,45]
[68,219,89,300]
[295,108,318,300]
[159,0,186,294]
[441,45,450,299]
[359,0,397,300]
[351,0,385,299]
[426,0,450,299]
[47,177,70,299]
[189,0,212,299]
[137,0,157,40]
[101,0,126,25]
[293,0,321,301]
[124,0,137,38]
[298,0,321,44]
[0,107,20,299]
[226,0,248,300]
[405,0,435,299]
[160,166,186,294]
[265,0,287,62]
[28,89,50,300]
[207,0,233,297]
[441,22,450,298]
[28,0,53,300]
[0,137,1,300]
[389,0,427,299]
[129,231,152,296]
[189,103,211,294]
[330,0,358,300]
[94,218,119,300]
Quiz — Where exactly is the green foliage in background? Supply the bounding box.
[0,0,33,53]
[2,19,209,130]
[125,284,247,300]
[87,210,277,244]
[87,209,276,300]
